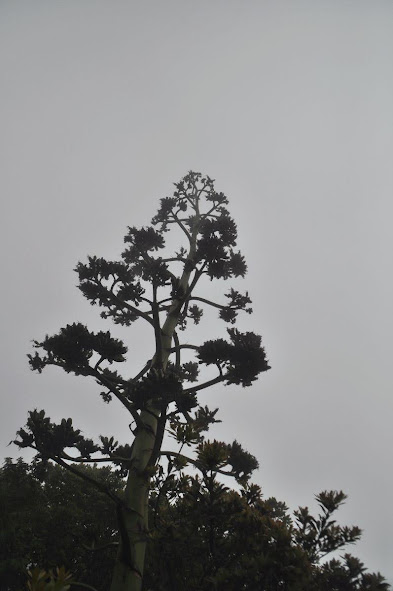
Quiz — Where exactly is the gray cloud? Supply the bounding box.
[1,0,392,582]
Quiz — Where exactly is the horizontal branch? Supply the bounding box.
[60,452,132,464]
[160,257,188,264]
[159,450,236,478]
[182,374,225,395]
[160,450,202,470]
[166,343,200,354]
[139,296,154,306]
[157,296,172,306]
[189,296,225,310]
[50,455,121,505]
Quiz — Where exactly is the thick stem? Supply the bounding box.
[110,464,151,591]
[110,208,201,591]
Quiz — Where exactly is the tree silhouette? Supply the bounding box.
[14,172,271,591]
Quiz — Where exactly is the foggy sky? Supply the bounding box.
[1,0,392,583]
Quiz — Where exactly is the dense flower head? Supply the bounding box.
[28,323,127,375]
[198,329,270,387]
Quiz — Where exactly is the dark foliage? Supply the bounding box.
[198,328,270,386]
[1,459,388,591]
[0,459,121,591]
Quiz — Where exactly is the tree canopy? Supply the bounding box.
[0,458,389,591]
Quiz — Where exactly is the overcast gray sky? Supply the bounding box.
[1,0,393,583]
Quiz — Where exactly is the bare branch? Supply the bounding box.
[171,211,192,242]
[173,330,181,368]
[189,296,225,310]
[160,257,188,264]
[50,455,121,504]
[205,203,219,217]
[182,374,226,395]
[60,452,132,464]
[183,263,208,301]
[156,296,173,307]
[94,356,105,371]
[152,283,163,368]
[139,296,154,306]
[197,180,208,199]
[166,344,199,354]
[129,360,152,383]
[93,369,144,430]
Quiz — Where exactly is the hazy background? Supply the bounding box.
[1,0,392,583]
